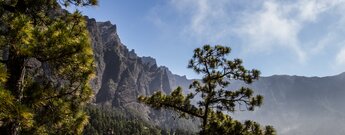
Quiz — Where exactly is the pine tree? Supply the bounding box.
[139,45,276,135]
[0,0,97,134]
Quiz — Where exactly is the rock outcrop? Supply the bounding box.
[86,18,196,131]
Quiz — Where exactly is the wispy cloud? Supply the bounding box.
[237,0,345,63]
[336,46,345,66]
[169,0,232,42]
[159,0,345,63]
[147,0,345,76]
[236,1,305,62]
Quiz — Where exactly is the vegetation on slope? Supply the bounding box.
[83,105,194,135]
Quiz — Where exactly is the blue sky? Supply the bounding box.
[73,0,345,79]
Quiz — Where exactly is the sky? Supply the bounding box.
[72,0,345,79]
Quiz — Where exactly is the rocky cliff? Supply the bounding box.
[86,18,196,131]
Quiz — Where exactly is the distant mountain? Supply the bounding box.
[86,17,345,135]
[230,73,345,135]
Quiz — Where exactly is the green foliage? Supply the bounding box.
[139,45,276,135]
[206,111,275,135]
[0,87,33,129]
[0,0,98,134]
[83,105,195,135]
[83,105,161,135]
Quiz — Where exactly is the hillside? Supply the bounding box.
[229,74,345,135]
[86,17,345,135]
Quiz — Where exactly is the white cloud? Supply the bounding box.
[299,1,320,21]
[310,32,335,55]
[236,0,345,63]
[297,0,344,22]
[237,1,306,62]
[152,0,345,65]
[169,0,231,42]
[297,1,327,22]
[238,2,303,62]
[336,46,345,66]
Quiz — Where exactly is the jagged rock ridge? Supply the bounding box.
[86,18,196,131]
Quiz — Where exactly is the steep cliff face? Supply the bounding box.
[87,18,172,104]
[86,18,196,130]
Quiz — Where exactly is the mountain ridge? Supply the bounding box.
[86,17,198,132]
[86,17,345,135]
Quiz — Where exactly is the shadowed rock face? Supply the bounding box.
[87,18,171,105]
[86,18,197,131]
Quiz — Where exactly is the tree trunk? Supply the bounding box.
[2,52,26,135]
[200,81,212,135]
[200,102,209,135]
[6,55,25,100]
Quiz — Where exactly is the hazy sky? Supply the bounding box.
[74,0,345,79]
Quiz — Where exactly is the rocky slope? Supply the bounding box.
[86,17,196,131]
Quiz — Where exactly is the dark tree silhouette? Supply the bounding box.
[139,45,276,135]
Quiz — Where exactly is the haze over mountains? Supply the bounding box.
[231,74,345,135]
[86,17,345,135]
